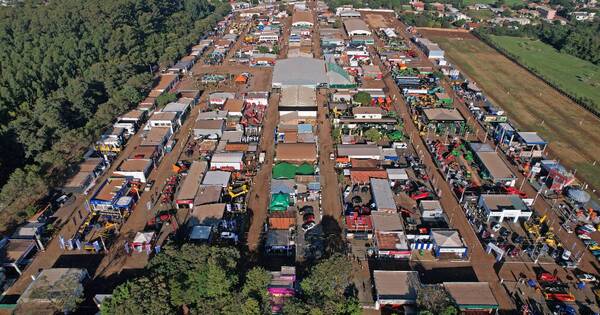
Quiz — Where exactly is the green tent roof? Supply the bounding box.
[272,162,296,179]
[296,163,315,175]
[269,193,290,211]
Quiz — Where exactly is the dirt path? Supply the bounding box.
[246,93,279,251]
[365,14,516,310]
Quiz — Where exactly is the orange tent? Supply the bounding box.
[234,74,248,84]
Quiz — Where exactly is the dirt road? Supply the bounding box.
[246,93,279,251]
[365,13,516,310]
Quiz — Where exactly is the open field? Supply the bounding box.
[488,35,600,111]
[465,9,494,20]
[421,30,600,193]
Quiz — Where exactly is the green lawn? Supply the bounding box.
[465,9,495,20]
[489,35,600,111]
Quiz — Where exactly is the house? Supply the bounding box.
[430,229,468,258]
[194,185,223,206]
[1,238,37,275]
[352,107,383,120]
[90,177,134,219]
[194,119,225,139]
[114,159,153,183]
[223,99,245,117]
[372,211,410,258]
[151,74,179,96]
[373,271,419,310]
[148,111,179,133]
[419,200,444,220]
[414,38,444,59]
[336,144,382,160]
[537,6,556,19]
[138,97,156,112]
[141,127,172,149]
[114,109,146,136]
[265,229,295,255]
[370,179,397,213]
[244,91,269,106]
[275,143,318,164]
[469,142,516,186]
[187,203,226,227]
[339,9,361,18]
[175,161,208,208]
[412,1,425,11]
[444,282,499,313]
[572,11,596,21]
[162,102,191,126]
[344,18,372,36]
[478,194,532,223]
[202,170,232,187]
[209,92,235,106]
[63,158,106,194]
[210,152,245,170]
[291,10,314,28]
[279,86,317,117]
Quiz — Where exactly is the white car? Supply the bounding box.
[578,234,592,240]
[576,273,597,283]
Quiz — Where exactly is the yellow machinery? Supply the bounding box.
[228,184,249,198]
[332,106,343,118]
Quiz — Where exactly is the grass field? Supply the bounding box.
[488,35,600,111]
[465,9,494,20]
[421,30,600,192]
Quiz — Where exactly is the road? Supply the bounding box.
[363,13,516,310]
[392,18,599,275]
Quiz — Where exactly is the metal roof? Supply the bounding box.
[272,57,327,87]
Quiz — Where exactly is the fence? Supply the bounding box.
[472,31,600,119]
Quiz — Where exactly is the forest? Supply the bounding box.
[0,0,230,230]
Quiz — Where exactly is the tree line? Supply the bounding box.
[101,244,361,315]
[478,20,600,65]
[0,0,231,231]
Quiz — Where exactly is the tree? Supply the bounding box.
[364,128,382,142]
[28,272,85,314]
[283,255,360,315]
[0,0,232,231]
[102,244,270,315]
[353,92,371,106]
[417,285,458,315]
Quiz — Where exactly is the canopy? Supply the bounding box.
[273,162,314,178]
[567,188,590,204]
[269,193,290,211]
[273,163,296,179]
[296,163,315,175]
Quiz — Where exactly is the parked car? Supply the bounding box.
[576,273,597,283]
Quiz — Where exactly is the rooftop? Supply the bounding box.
[371,211,403,232]
[276,143,317,163]
[422,108,464,121]
[188,203,226,226]
[280,86,316,108]
[373,271,419,300]
[444,282,498,308]
[117,159,152,172]
[273,57,327,87]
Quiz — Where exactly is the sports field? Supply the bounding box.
[421,30,600,192]
[488,35,600,111]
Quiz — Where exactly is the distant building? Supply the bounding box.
[537,6,557,19]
